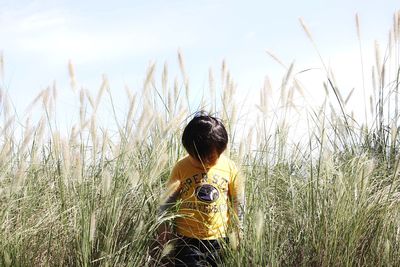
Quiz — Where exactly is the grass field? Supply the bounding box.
[1,13,400,266]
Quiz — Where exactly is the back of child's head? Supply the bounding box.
[182,112,228,162]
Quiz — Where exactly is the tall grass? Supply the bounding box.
[1,11,400,266]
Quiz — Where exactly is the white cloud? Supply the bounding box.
[1,4,197,65]
[16,29,163,63]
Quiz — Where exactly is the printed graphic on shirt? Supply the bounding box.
[195,184,220,203]
[180,201,228,214]
[180,172,229,197]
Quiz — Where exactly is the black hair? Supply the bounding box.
[182,112,228,162]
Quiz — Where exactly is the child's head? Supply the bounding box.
[182,112,228,165]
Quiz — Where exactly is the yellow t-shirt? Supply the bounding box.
[165,154,243,240]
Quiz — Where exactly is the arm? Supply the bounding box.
[156,166,181,247]
[228,163,246,238]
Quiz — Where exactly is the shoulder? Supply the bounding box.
[174,155,191,168]
[171,155,191,173]
[218,155,238,173]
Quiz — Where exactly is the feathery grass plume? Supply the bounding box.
[171,76,179,113]
[34,114,46,147]
[397,10,400,40]
[61,139,71,177]
[221,59,227,89]
[355,13,361,41]
[136,103,154,140]
[90,114,97,155]
[258,77,270,115]
[3,251,12,267]
[177,50,190,107]
[1,116,15,137]
[85,89,95,109]
[255,209,264,241]
[390,122,397,146]
[20,123,34,156]
[184,75,190,101]
[371,69,378,121]
[0,51,4,81]
[355,13,368,122]
[299,17,314,43]
[230,103,238,129]
[162,62,168,99]
[344,88,355,105]
[52,80,58,103]
[293,79,305,98]
[167,84,173,116]
[125,84,134,105]
[144,61,156,93]
[246,127,254,153]
[95,76,108,112]
[160,242,174,258]
[287,86,295,110]
[238,140,245,160]
[281,62,294,103]
[299,17,332,76]
[68,60,77,92]
[48,90,56,121]
[329,68,339,93]
[100,129,109,158]
[15,160,27,188]
[209,67,216,112]
[24,89,45,115]
[280,82,287,110]
[129,170,140,187]
[266,50,287,69]
[72,148,83,184]
[79,88,86,128]
[41,86,50,110]
[394,11,399,42]
[0,139,12,162]
[228,231,238,250]
[102,168,113,194]
[222,72,230,105]
[225,71,231,95]
[389,30,394,58]
[69,125,78,147]
[125,87,137,134]
[375,41,383,85]
[90,211,97,242]
[52,130,62,156]
[178,49,186,79]
[2,90,11,119]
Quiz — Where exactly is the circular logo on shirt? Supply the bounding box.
[195,184,220,203]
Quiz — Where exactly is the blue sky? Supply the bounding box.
[0,0,399,129]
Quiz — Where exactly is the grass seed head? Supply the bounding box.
[68,60,77,92]
[299,17,314,43]
[0,51,3,81]
[144,62,156,93]
[161,242,174,258]
[102,169,113,193]
[162,61,168,96]
[255,209,264,241]
[228,231,238,250]
[90,211,97,242]
[85,89,95,109]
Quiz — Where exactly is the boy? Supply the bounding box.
[157,112,245,266]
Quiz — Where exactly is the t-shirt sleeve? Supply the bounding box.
[228,161,245,230]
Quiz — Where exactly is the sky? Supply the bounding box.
[0,0,399,134]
